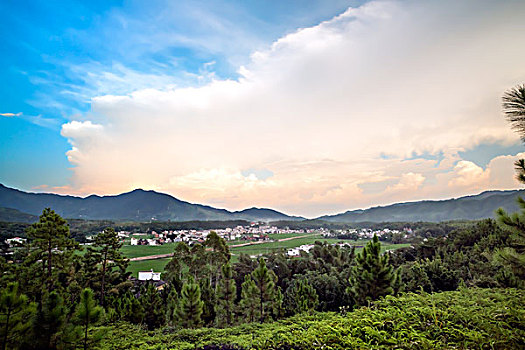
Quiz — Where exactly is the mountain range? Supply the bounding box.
[0,184,302,222]
[0,183,523,223]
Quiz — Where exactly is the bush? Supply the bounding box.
[97,288,525,349]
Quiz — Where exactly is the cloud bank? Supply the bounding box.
[60,0,525,217]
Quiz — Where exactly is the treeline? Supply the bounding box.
[1,202,524,349]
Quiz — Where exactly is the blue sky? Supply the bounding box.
[1,0,524,216]
[0,0,358,189]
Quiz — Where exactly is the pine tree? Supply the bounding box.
[164,286,179,326]
[176,277,204,329]
[250,258,276,323]
[0,283,34,350]
[141,283,165,330]
[238,275,259,323]
[204,232,230,288]
[86,227,129,306]
[199,278,216,326]
[25,208,78,294]
[348,235,395,306]
[32,291,66,349]
[284,278,319,315]
[216,262,236,327]
[495,197,525,280]
[122,292,144,324]
[164,242,191,292]
[70,288,104,350]
[272,286,285,319]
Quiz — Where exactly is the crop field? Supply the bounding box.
[124,233,410,277]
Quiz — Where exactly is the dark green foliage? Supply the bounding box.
[284,279,318,315]
[502,83,525,142]
[32,291,66,349]
[238,275,259,324]
[199,278,217,326]
[348,235,395,306]
[97,288,525,350]
[70,288,105,350]
[83,227,129,306]
[25,208,79,295]
[121,292,144,324]
[495,197,525,281]
[216,263,236,327]
[0,283,34,350]
[164,286,179,326]
[205,231,230,288]
[141,283,165,330]
[251,258,276,323]
[176,277,204,329]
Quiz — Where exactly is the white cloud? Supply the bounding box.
[60,0,525,217]
[0,112,22,117]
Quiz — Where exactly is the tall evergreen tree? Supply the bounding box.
[495,198,525,280]
[251,258,276,323]
[32,291,66,350]
[0,283,34,350]
[164,242,191,292]
[238,275,259,324]
[204,232,230,288]
[216,262,236,327]
[284,278,319,315]
[348,235,396,306]
[164,286,179,326]
[176,277,204,329]
[496,83,525,282]
[85,227,129,306]
[70,288,104,350]
[199,278,216,326]
[25,208,78,294]
[141,283,165,330]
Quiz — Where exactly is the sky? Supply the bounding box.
[1,0,525,218]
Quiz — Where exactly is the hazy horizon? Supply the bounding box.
[1,0,525,217]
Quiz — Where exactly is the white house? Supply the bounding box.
[130,238,138,246]
[138,270,161,281]
[6,237,26,247]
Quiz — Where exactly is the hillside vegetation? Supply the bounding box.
[97,288,525,349]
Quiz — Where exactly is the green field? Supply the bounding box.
[127,258,171,276]
[120,243,177,259]
[125,234,410,276]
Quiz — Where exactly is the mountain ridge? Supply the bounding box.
[0,183,523,223]
[0,184,302,222]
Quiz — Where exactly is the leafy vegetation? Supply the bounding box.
[96,288,525,349]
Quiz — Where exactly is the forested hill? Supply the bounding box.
[319,189,525,222]
[0,184,302,222]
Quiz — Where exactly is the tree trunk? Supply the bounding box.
[47,238,53,292]
[2,308,11,350]
[101,250,108,307]
[84,323,88,350]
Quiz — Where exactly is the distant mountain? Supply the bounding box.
[0,207,38,223]
[318,190,525,223]
[0,184,302,222]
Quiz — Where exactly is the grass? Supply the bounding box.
[120,243,177,259]
[127,258,171,277]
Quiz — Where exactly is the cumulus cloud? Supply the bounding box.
[60,0,525,217]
